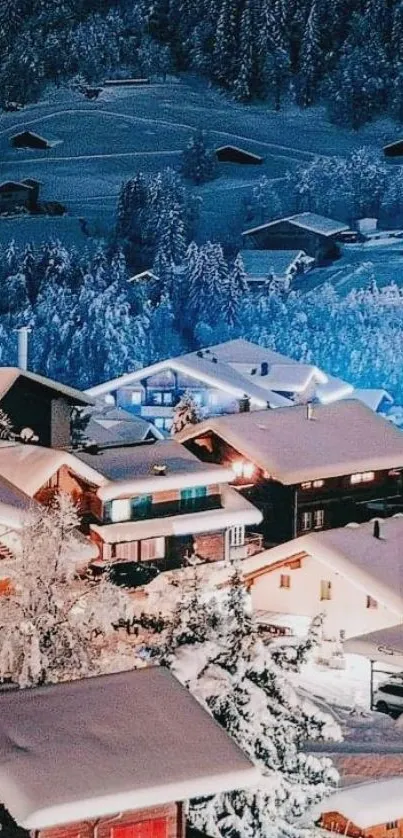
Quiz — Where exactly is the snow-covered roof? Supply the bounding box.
[0,367,94,406]
[128,270,159,282]
[0,668,259,830]
[243,212,349,238]
[215,145,263,161]
[0,442,107,497]
[91,484,262,542]
[10,130,50,142]
[176,401,403,485]
[239,250,306,278]
[76,439,234,501]
[347,389,394,412]
[0,181,33,191]
[242,515,403,617]
[86,339,351,408]
[84,405,163,446]
[308,778,403,829]
[345,623,403,666]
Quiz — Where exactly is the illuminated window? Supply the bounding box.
[280,574,291,589]
[366,595,378,609]
[314,509,324,529]
[130,391,142,405]
[111,498,131,522]
[301,482,312,490]
[313,479,324,488]
[232,460,255,479]
[350,472,375,485]
[301,511,312,531]
[320,580,332,601]
[112,819,168,838]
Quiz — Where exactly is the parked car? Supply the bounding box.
[108,561,160,589]
[374,677,403,716]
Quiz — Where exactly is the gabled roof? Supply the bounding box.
[176,401,403,485]
[239,250,306,278]
[242,515,403,617]
[243,212,349,238]
[0,442,107,497]
[0,668,258,830]
[306,778,403,830]
[84,405,163,446]
[215,145,263,162]
[76,438,234,501]
[345,623,403,666]
[347,388,394,412]
[128,270,159,283]
[0,367,94,406]
[9,130,50,142]
[0,181,33,192]
[86,339,351,407]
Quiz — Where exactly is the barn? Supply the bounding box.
[0,181,33,213]
[215,145,264,164]
[384,139,403,158]
[9,130,51,150]
[243,212,349,263]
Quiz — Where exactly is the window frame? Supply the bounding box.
[320,579,332,601]
[280,574,291,589]
[301,511,312,532]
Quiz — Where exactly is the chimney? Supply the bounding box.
[15,327,31,371]
[261,361,268,376]
[152,463,167,476]
[373,519,380,539]
[306,403,314,420]
[239,394,251,413]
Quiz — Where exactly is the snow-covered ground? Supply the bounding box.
[0,79,400,247]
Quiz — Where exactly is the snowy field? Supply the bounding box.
[0,79,401,249]
[295,240,403,295]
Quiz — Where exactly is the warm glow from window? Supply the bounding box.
[350,471,375,485]
[301,482,312,490]
[111,498,131,522]
[232,459,255,479]
[313,479,324,488]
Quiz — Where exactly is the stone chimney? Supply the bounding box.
[261,361,268,376]
[373,519,380,539]
[239,394,251,413]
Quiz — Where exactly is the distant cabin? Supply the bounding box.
[239,249,314,288]
[0,179,41,213]
[128,270,159,284]
[10,130,51,150]
[215,145,264,164]
[243,212,349,263]
[384,139,403,158]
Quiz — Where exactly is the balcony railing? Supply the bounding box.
[229,532,264,560]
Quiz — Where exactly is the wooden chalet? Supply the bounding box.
[10,130,51,150]
[306,778,403,838]
[176,401,403,546]
[242,212,349,262]
[0,668,258,838]
[0,368,94,448]
[0,437,262,574]
[215,145,264,164]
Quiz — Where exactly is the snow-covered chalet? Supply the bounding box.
[86,339,355,434]
[0,437,262,573]
[0,668,258,838]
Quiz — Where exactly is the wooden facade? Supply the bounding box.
[320,809,403,838]
[243,219,341,262]
[31,804,185,838]
[184,432,403,545]
[1,379,74,448]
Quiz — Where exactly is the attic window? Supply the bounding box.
[366,595,378,609]
[301,482,312,490]
[313,479,324,488]
[232,459,255,480]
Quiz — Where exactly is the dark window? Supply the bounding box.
[131,495,152,519]
[180,486,207,510]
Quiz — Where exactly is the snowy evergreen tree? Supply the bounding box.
[153,566,340,838]
[171,390,201,435]
[0,494,133,688]
[297,0,323,107]
[181,129,217,185]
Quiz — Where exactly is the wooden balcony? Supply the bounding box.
[229,532,264,561]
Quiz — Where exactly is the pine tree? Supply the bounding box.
[181,129,217,184]
[297,0,323,107]
[212,0,237,86]
[154,566,341,838]
[171,390,201,434]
